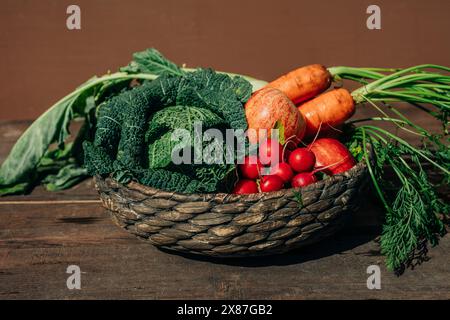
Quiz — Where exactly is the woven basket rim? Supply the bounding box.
[96,144,372,202]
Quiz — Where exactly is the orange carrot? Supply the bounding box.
[266,64,331,104]
[298,88,355,137]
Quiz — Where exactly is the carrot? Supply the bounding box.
[298,88,355,137]
[266,64,331,104]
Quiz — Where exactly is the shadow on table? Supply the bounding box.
[157,223,382,268]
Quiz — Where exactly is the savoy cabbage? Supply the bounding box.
[83,68,252,193]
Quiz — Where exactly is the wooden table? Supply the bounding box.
[0,120,449,300]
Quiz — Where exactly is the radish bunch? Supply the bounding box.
[233,137,356,194]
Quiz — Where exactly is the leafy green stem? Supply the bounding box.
[360,128,392,213]
[361,125,449,175]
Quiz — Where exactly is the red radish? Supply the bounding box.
[233,179,259,194]
[269,162,294,183]
[309,138,356,175]
[292,172,317,188]
[260,175,284,192]
[288,148,316,173]
[245,87,306,144]
[259,138,283,166]
[239,155,262,179]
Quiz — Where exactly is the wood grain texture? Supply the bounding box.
[0,202,449,300]
[0,121,449,299]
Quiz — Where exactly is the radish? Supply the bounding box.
[291,172,317,188]
[288,148,316,173]
[258,138,283,166]
[260,175,284,192]
[239,155,262,179]
[233,179,259,194]
[269,162,294,183]
[309,138,356,175]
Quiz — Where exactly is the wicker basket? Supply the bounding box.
[94,146,372,257]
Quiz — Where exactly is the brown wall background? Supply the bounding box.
[0,0,449,120]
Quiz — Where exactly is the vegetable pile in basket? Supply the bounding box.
[0,48,448,273]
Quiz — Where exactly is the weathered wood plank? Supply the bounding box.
[0,202,448,300]
[0,180,98,202]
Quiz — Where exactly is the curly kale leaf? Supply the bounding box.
[232,76,253,103]
[115,87,153,168]
[176,69,250,130]
[147,132,181,169]
[120,48,184,76]
[134,167,202,193]
[193,164,235,191]
[146,106,225,169]
[82,141,114,176]
[146,105,224,138]
[94,97,124,155]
